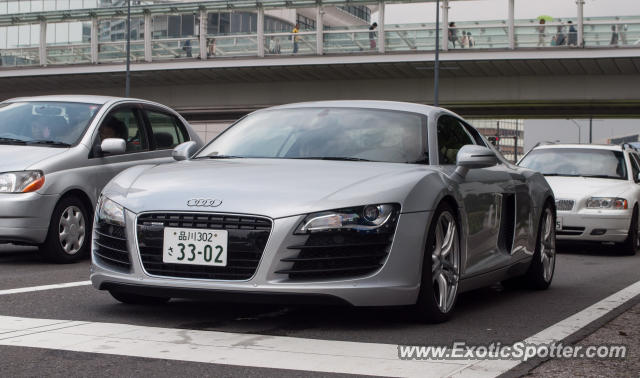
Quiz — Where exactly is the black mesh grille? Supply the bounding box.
[93,220,130,271]
[136,213,271,280]
[278,215,398,280]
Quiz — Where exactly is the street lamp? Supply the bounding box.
[568,119,582,144]
[125,0,131,97]
[434,0,440,107]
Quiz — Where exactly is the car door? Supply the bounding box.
[436,115,514,277]
[86,104,176,199]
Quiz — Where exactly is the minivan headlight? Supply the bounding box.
[0,171,45,193]
[586,197,628,210]
[295,204,399,234]
[97,196,125,227]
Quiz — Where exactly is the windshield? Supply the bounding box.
[519,148,628,180]
[196,107,427,163]
[0,101,101,146]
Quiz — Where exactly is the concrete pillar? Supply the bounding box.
[199,8,207,60]
[442,0,448,51]
[39,20,46,66]
[508,0,515,49]
[257,7,264,57]
[144,12,152,62]
[377,1,385,53]
[91,17,98,63]
[577,0,585,47]
[316,5,323,55]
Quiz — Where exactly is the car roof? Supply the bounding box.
[267,100,453,117]
[533,143,624,152]
[3,95,140,105]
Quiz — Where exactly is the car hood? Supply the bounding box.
[106,159,436,218]
[545,176,631,198]
[0,145,69,171]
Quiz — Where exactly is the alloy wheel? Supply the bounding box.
[540,207,556,283]
[431,211,460,313]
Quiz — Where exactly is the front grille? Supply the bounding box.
[556,199,575,212]
[277,215,398,280]
[137,213,271,280]
[93,220,131,271]
[557,226,585,236]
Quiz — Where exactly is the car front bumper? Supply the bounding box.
[91,210,431,307]
[556,209,632,243]
[0,192,58,244]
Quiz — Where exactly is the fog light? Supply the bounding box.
[591,229,606,236]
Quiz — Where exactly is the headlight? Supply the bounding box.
[296,204,398,234]
[97,196,125,227]
[0,171,45,193]
[586,197,628,210]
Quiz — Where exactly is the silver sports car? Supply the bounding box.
[91,101,555,322]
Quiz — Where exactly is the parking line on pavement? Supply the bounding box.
[0,280,638,377]
[0,281,91,296]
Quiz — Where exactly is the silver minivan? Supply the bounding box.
[0,95,203,263]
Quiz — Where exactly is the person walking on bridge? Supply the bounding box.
[537,19,546,47]
[292,23,300,53]
[369,22,378,50]
[567,21,577,46]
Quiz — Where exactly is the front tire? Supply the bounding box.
[524,203,556,290]
[621,208,638,256]
[414,203,461,323]
[40,196,91,264]
[109,291,171,305]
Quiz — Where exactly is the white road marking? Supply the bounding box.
[0,281,91,296]
[0,280,638,377]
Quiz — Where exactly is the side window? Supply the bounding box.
[437,115,475,165]
[146,110,188,150]
[99,108,148,153]
[459,120,487,146]
[629,153,640,182]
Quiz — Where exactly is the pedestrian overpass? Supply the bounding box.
[1,0,640,120]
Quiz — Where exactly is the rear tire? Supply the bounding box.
[524,202,556,290]
[109,291,170,305]
[39,196,91,264]
[414,202,461,323]
[621,208,638,256]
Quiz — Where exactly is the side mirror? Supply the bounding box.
[453,145,498,180]
[172,141,198,161]
[99,138,126,156]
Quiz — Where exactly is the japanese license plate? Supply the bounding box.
[162,227,228,266]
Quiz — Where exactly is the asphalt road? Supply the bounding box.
[1,242,639,377]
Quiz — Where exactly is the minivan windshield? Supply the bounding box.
[196,107,427,164]
[0,101,101,146]
[519,148,628,180]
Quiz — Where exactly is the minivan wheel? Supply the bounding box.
[40,196,91,264]
[109,291,170,305]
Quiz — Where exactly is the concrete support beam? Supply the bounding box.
[144,12,152,62]
[316,6,323,55]
[199,9,207,60]
[577,0,585,47]
[39,21,46,66]
[508,0,515,49]
[257,7,264,57]
[442,0,449,51]
[377,1,385,53]
[90,17,98,63]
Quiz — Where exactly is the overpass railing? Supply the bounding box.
[1,13,639,68]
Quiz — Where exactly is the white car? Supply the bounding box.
[518,143,640,255]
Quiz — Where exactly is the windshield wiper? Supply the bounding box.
[579,174,624,180]
[195,155,246,159]
[291,157,372,162]
[27,140,71,147]
[0,137,27,145]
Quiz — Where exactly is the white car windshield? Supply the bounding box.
[0,101,101,146]
[196,107,428,164]
[519,148,628,180]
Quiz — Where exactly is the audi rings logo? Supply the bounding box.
[186,199,223,207]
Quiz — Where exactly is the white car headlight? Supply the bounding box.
[296,204,398,234]
[0,171,45,193]
[97,196,125,227]
[586,197,628,210]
